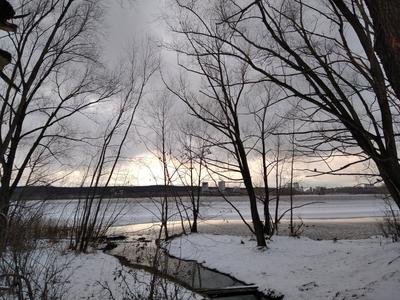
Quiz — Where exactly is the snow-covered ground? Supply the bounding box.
[12,194,396,299]
[167,234,400,300]
[1,246,200,300]
[5,193,396,300]
[39,194,389,226]
[63,250,199,300]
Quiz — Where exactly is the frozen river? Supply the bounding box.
[37,194,391,227]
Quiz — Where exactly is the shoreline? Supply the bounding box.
[111,217,384,240]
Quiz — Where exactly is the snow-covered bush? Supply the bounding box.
[0,204,71,300]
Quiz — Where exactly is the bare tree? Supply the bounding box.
[170,0,400,211]
[248,83,283,236]
[288,118,296,236]
[166,9,267,245]
[139,92,179,240]
[71,42,158,252]
[0,0,121,248]
[271,133,289,234]
[175,118,209,233]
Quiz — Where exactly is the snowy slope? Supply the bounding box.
[167,234,400,300]
[63,251,200,299]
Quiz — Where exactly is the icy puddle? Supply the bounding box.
[108,237,277,299]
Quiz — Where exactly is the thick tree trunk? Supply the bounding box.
[263,192,271,235]
[191,211,198,233]
[237,143,266,247]
[243,172,266,247]
[364,0,400,101]
[376,160,400,209]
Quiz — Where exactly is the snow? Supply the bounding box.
[1,244,199,299]
[8,193,398,299]
[64,251,123,300]
[63,250,200,299]
[167,234,400,300]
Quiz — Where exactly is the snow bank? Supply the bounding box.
[63,251,199,299]
[1,245,199,299]
[167,234,400,299]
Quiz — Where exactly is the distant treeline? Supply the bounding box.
[307,185,388,195]
[12,185,200,200]
[12,184,388,201]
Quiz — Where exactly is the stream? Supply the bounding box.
[106,236,280,300]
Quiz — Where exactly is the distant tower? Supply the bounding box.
[218,180,226,191]
[201,182,209,192]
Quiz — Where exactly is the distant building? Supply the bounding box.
[284,182,302,191]
[201,182,209,192]
[218,180,226,191]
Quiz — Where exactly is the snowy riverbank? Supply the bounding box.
[111,217,383,241]
[1,247,200,300]
[166,234,400,299]
[62,250,199,300]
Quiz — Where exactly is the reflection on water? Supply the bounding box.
[110,239,277,299]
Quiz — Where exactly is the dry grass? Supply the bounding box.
[379,197,400,242]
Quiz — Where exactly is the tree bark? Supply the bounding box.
[237,141,266,247]
[289,126,295,236]
[274,135,281,234]
[364,0,400,101]
[376,160,400,209]
[0,180,11,249]
[261,129,271,235]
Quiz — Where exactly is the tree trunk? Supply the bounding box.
[0,185,11,250]
[364,0,400,101]
[274,136,281,234]
[191,208,198,233]
[190,150,198,233]
[290,123,295,236]
[243,172,266,247]
[237,142,266,247]
[376,160,400,209]
[263,185,271,235]
[261,128,271,235]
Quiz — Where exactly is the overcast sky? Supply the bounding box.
[71,0,368,188]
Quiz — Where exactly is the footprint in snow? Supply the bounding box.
[298,281,318,291]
